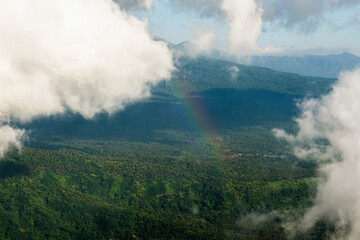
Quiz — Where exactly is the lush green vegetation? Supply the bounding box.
[0,134,318,239]
[0,57,337,239]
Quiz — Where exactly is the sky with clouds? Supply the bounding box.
[131,0,360,56]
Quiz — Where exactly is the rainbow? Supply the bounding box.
[167,79,226,158]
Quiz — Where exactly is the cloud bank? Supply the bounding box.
[0,0,173,157]
[275,68,360,239]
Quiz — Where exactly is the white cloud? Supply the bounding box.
[229,66,240,80]
[222,0,281,57]
[221,0,264,56]
[0,0,173,157]
[183,30,217,56]
[170,0,280,57]
[276,68,360,239]
[0,126,24,158]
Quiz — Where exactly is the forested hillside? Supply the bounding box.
[1,57,337,239]
[156,57,335,95]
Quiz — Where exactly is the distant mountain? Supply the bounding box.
[250,53,360,78]
[247,53,360,78]
[171,41,360,78]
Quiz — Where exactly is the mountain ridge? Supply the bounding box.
[170,41,360,78]
[250,52,360,78]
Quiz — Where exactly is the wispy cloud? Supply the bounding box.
[229,66,240,80]
[183,30,217,56]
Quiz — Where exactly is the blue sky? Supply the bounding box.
[132,0,360,56]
